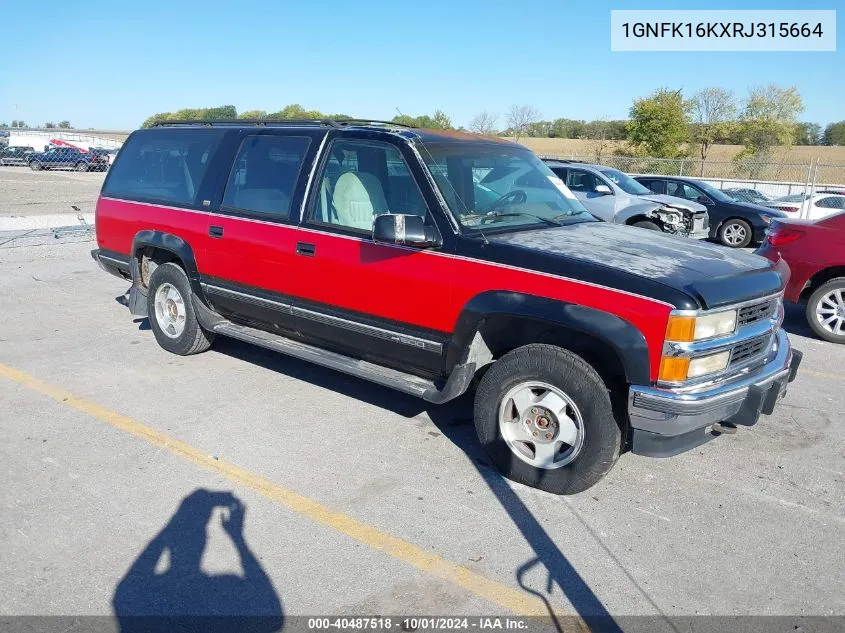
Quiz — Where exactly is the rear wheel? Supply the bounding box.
[718,218,752,248]
[75,161,89,172]
[29,161,42,171]
[474,344,621,495]
[806,278,845,344]
[147,262,215,355]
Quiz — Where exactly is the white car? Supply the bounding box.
[763,193,845,220]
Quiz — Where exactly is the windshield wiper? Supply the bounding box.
[464,211,563,227]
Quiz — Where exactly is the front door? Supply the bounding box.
[292,136,452,377]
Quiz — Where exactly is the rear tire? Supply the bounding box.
[474,344,621,495]
[76,161,89,172]
[146,262,215,355]
[632,220,661,231]
[29,161,42,171]
[718,218,752,248]
[806,278,845,344]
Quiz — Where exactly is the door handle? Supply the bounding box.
[209,225,224,238]
[296,242,316,257]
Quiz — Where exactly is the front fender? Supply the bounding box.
[616,202,662,224]
[447,291,652,385]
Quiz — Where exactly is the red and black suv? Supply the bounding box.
[92,120,802,494]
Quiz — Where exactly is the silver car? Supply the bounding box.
[544,160,709,238]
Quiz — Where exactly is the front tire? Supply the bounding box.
[806,278,845,344]
[632,220,661,231]
[75,161,89,172]
[718,218,752,248]
[29,161,42,171]
[146,262,214,355]
[474,344,621,495]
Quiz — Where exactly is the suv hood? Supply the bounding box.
[489,221,785,309]
[637,194,707,213]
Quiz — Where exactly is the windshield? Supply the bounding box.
[598,168,651,195]
[419,143,593,232]
[694,180,731,202]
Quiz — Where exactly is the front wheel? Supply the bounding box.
[147,262,215,355]
[632,220,661,231]
[806,278,845,344]
[718,219,752,248]
[474,344,621,495]
[29,161,42,171]
[75,161,89,172]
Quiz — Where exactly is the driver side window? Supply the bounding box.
[311,140,429,233]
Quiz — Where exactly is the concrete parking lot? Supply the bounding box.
[1,233,843,631]
[0,166,105,220]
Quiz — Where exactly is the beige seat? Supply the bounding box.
[332,172,388,230]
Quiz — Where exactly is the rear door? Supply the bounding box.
[291,133,451,377]
[198,130,324,335]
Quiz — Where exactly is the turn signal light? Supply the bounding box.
[658,356,690,382]
[665,315,696,342]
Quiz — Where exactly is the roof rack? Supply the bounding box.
[539,157,585,163]
[151,118,415,129]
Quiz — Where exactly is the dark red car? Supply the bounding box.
[756,213,845,343]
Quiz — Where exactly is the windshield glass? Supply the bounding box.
[694,180,731,202]
[419,142,593,232]
[598,168,651,195]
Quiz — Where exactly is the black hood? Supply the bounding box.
[486,222,786,309]
[722,199,787,217]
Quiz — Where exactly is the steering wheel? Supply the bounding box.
[481,189,528,217]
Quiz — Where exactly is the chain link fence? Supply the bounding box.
[0,130,122,172]
[539,153,845,200]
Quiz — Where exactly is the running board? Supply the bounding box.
[212,320,475,404]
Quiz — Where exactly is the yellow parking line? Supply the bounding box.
[0,362,581,625]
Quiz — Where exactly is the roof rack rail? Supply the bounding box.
[539,156,585,164]
[150,118,415,129]
[151,119,341,128]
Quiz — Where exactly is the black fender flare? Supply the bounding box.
[127,230,209,318]
[446,291,651,385]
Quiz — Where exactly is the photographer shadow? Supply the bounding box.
[113,488,283,633]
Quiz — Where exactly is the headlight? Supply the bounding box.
[665,310,737,342]
[658,350,731,382]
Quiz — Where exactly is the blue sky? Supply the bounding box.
[0,0,841,130]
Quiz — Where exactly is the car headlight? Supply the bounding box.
[659,350,731,382]
[665,310,738,342]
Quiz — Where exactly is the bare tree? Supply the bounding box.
[506,105,540,142]
[689,87,737,167]
[583,117,612,162]
[468,111,499,136]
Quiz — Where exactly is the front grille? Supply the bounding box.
[737,299,777,327]
[730,334,770,367]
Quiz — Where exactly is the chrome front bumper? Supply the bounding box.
[628,329,802,457]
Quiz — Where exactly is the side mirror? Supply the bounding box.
[372,214,440,248]
[594,184,612,195]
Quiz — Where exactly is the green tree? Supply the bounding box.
[688,87,737,162]
[391,111,453,129]
[626,88,689,158]
[794,122,822,145]
[44,121,56,128]
[238,110,268,120]
[267,104,324,120]
[823,121,845,145]
[58,120,72,128]
[735,84,803,161]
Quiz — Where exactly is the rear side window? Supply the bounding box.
[103,129,225,206]
[222,135,310,220]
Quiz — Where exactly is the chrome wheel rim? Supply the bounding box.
[723,223,747,246]
[815,288,845,336]
[153,283,187,339]
[497,381,585,470]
